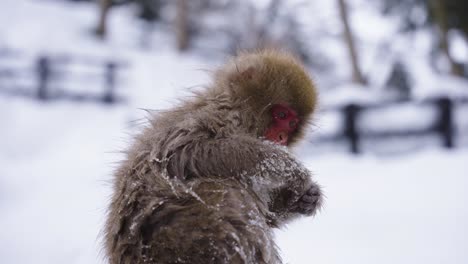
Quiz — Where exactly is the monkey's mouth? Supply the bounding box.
[265,129,289,145]
[276,131,288,145]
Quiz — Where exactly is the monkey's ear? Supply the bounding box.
[241,66,255,80]
[230,66,256,84]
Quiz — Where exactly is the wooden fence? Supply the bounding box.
[0,49,128,104]
[312,97,468,154]
[1,49,467,154]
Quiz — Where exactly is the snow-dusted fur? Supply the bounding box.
[103,50,322,264]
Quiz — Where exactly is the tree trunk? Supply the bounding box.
[95,0,112,39]
[337,0,366,84]
[176,0,189,51]
[430,0,464,77]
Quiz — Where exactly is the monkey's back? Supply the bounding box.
[105,170,282,264]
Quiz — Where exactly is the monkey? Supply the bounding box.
[103,49,323,264]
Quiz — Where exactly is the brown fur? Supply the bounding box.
[103,50,322,264]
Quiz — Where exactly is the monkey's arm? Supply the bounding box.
[170,135,322,225]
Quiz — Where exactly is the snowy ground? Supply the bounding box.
[278,150,468,264]
[1,67,467,264]
[1,93,467,264]
[1,0,468,264]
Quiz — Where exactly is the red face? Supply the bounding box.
[264,104,300,146]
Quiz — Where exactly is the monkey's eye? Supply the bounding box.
[276,111,287,119]
[289,120,297,128]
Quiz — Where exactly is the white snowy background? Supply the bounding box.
[0,0,467,264]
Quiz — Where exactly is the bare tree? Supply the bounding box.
[95,0,112,38]
[337,0,366,84]
[429,0,464,77]
[176,0,190,51]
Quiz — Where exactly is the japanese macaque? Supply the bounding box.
[103,50,322,264]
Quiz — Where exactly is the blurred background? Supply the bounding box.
[0,0,467,263]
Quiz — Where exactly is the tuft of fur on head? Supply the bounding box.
[210,49,317,145]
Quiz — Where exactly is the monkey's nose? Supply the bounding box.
[277,131,288,145]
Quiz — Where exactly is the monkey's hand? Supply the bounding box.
[268,180,323,226]
[293,183,322,216]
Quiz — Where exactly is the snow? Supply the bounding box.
[1,0,468,264]
[2,99,467,264]
[359,103,437,132]
[449,30,468,63]
[278,150,468,264]
[0,97,126,264]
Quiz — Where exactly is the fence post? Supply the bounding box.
[37,56,50,100]
[343,104,361,154]
[435,97,454,149]
[102,61,116,104]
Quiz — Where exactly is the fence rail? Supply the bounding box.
[1,48,467,154]
[312,97,468,154]
[0,49,128,104]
